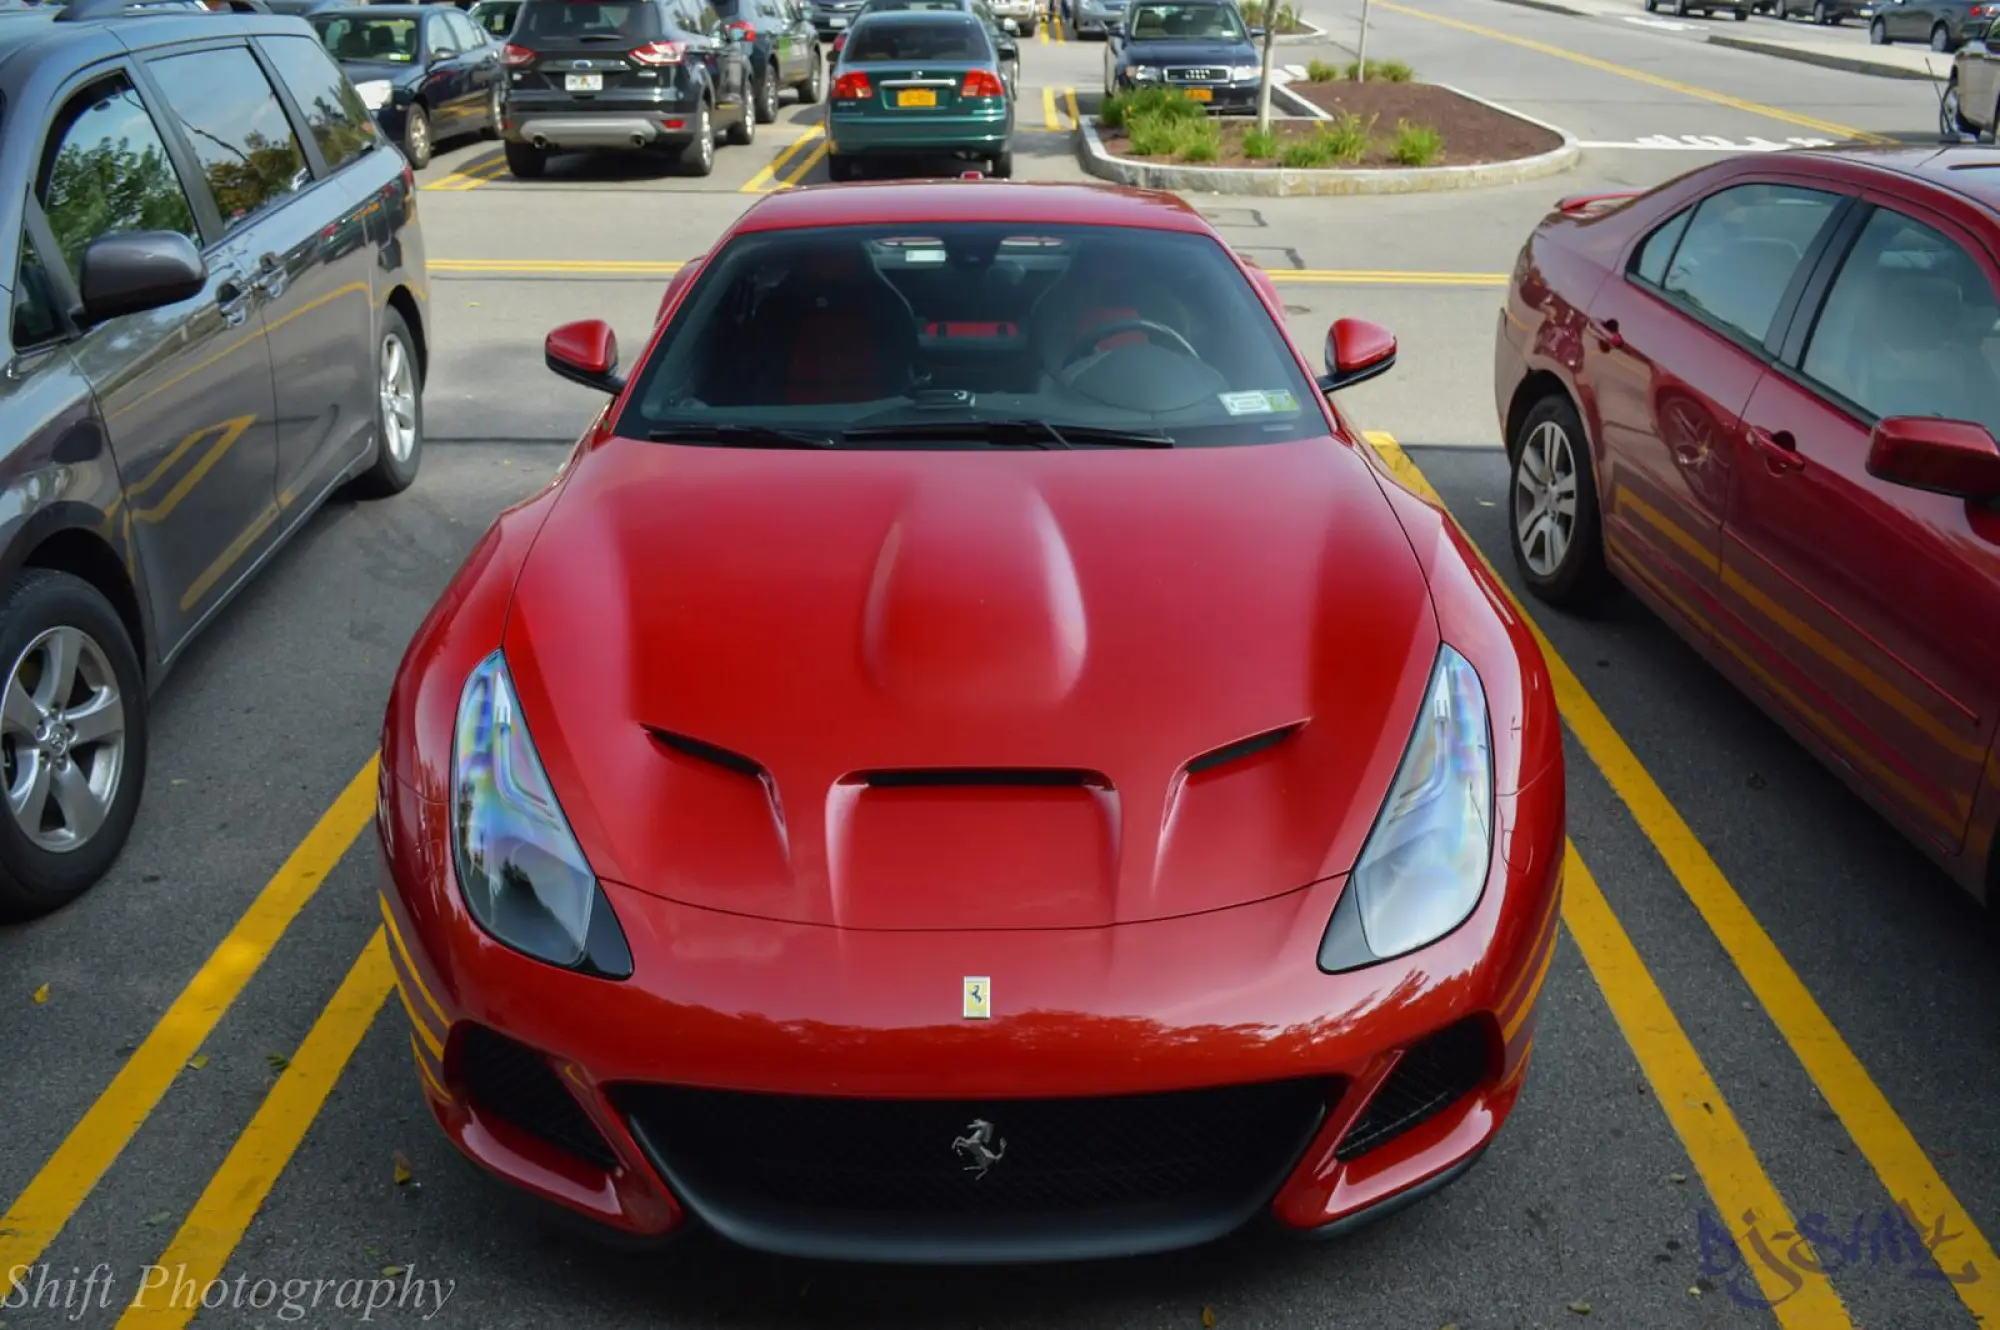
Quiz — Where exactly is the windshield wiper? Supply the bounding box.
[645,424,841,449]
[841,420,1174,449]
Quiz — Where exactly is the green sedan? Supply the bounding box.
[825,10,1015,179]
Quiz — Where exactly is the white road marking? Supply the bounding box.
[1577,133,1840,150]
[1623,14,1701,28]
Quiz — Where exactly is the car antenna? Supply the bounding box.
[1924,54,1968,144]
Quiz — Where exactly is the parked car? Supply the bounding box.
[985,0,1031,37]
[803,0,862,39]
[826,9,1013,177]
[378,177,1565,1261]
[1104,0,1264,111]
[311,5,501,165]
[1870,0,1993,47]
[0,0,427,920]
[1642,0,1750,18]
[467,0,518,36]
[497,0,754,178]
[837,0,1018,94]
[1494,147,2000,905]
[1945,17,2000,134]
[1772,0,1872,22]
[1070,0,1123,36]
[713,0,822,121]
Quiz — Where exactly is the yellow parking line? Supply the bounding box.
[1037,13,1050,42]
[742,124,825,193]
[1064,85,1081,128]
[1042,86,1063,131]
[778,137,829,187]
[1364,431,2000,1323]
[115,935,395,1330]
[1372,0,1888,143]
[422,158,508,192]
[0,760,380,1276]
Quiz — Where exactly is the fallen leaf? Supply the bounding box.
[1201,1308,1216,1328]
[266,1053,290,1072]
[1475,498,1496,507]
[382,1266,405,1278]
[170,778,187,786]
[1668,1172,1687,1185]
[1688,1286,1702,1297]
[144,1211,172,1227]
[364,1244,381,1260]
[188,1055,209,1071]
[31,984,49,1004]
[393,1152,414,1186]
[1567,1303,1591,1316]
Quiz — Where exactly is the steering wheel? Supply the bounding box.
[1060,317,1200,370]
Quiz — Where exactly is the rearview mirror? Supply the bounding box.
[546,319,624,393]
[78,232,207,326]
[1865,415,2000,500]
[1319,317,1397,393]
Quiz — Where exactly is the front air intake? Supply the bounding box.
[1335,1020,1493,1161]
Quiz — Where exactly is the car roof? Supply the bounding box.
[734,180,1213,235]
[0,4,315,72]
[316,5,434,14]
[851,7,981,20]
[1783,143,2000,216]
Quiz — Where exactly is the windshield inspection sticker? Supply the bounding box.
[1219,389,1299,415]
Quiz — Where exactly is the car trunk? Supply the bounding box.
[863,64,978,110]
[510,0,670,93]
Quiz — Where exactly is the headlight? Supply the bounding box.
[1126,64,1163,80]
[1228,64,1260,80]
[1318,645,1494,972]
[353,79,393,111]
[451,650,632,978]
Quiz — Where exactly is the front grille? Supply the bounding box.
[615,1078,1331,1222]
[1335,1020,1492,1161]
[1167,66,1224,81]
[456,1025,619,1171]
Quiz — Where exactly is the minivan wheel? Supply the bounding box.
[0,570,148,922]
[757,64,780,122]
[727,96,755,145]
[685,103,717,173]
[799,52,824,103]
[1932,20,1953,48]
[1509,395,1615,610]
[403,104,433,169]
[352,309,424,498]
[483,84,503,138]
[1871,15,1888,40]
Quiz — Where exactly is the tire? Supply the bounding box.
[1734,7,1749,17]
[504,140,547,177]
[756,63,781,123]
[1871,16,1888,41]
[1671,0,1687,16]
[989,149,1013,177]
[402,103,433,169]
[1932,20,1952,49]
[798,51,824,104]
[727,92,755,146]
[0,570,148,923]
[827,151,854,180]
[1813,1,1828,20]
[683,101,717,173]
[1643,0,1655,11]
[483,83,503,139]
[1022,16,1036,33]
[350,308,424,498]
[1508,394,1616,610]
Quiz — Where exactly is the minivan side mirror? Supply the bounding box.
[1318,317,1397,393]
[546,319,624,393]
[1865,415,2000,500]
[78,232,207,326]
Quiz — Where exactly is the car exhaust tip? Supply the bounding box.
[531,135,550,150]
[632,133,649,147]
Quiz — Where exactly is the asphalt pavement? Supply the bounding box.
[3,3,1998,1327]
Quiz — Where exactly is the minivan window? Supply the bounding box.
[147,47,310,234]
[515,0,664,40]
[261,34,377,171]
[38,76,199,276]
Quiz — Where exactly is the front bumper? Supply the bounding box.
[1118,75,1260,112]
[828,109,1013,155]
[378,753,1563,1262]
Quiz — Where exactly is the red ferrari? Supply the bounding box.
[1495,146,2000,904]
[378,180,1565,1262]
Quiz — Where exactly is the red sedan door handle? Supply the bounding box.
[1592,317,1623,351]
[1748,426,1804,472]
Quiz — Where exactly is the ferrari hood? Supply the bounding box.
[501,436,1441,930]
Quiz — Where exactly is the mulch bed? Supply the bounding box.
[1286,80,1562,165]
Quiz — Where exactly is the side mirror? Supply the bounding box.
[1865,415,2000,500]
[546,319,624,393]
[1318,317,1397,393]
[78,232,207,326]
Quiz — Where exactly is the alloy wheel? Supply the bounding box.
[1514,420,1580,578]
[2,627,125,854]
[380,332,418,463]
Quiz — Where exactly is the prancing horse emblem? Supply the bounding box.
[952,1119,1006,1179]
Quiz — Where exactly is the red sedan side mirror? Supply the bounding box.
[546,319,623,394]
[1319,317,1397,393]
[1865,416,2000,501]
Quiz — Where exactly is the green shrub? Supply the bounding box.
[1319,110,1372,164]
[1242,126,1279,158]
[1306,58,1341,82]
[1180,128,1221,162]
[1390,119,1442,165]
[1344,57,1414,81]
[1279,135,1336,168]
[1100,92,1130,128]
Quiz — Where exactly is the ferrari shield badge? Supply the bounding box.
[963,976,991,1020]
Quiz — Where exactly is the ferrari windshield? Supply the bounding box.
[617,223,1325,448]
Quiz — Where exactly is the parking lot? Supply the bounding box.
[3,0,1998,1325]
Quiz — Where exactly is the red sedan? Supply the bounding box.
[378,180,1565,1261]
[1495,146,2000,902]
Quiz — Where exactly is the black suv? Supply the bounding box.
[714,0,822,121]
[498,0,754,177]
[0,0,428,920]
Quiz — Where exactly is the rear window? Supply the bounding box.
[312,15,419,61]
[848,15,986,59]
[515,0,664,40]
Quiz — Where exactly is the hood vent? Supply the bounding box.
[860,768,1110,789]
[1185,722,1304,777]
[645,727,766,779]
